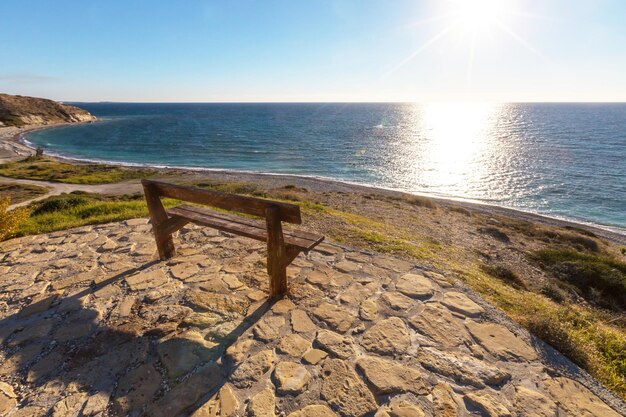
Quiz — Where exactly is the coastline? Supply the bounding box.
[2,123,625,244]
[0,125,43,162]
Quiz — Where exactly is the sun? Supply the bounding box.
[453,0,509,31]
[384,0,541,83]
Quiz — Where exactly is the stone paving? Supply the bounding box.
[0,220,623,417]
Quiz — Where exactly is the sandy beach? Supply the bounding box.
[0,126,39,163]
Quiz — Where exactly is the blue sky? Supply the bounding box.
[1,0,625,102]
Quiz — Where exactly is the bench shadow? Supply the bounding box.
[0,262,273,417]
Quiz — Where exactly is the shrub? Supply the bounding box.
[269,192,302,202]
[480,264,527,290]
[564,225,598,238]
[539,229,600,252]
[533,249,626,311]
[282,185,308,193]
[558,232,600,252]
[541,282,569,303]
[31,195,90,216]
[0,197,29,240]
[478,227,511,243]
[407,196,437,209]
[0,115,26,127]
[449,206,471,216]
[195,181,266,197]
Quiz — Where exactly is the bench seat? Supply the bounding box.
[168,204,324,251]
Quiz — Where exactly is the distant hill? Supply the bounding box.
[0,93,96,127]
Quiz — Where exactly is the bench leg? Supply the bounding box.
[269,263,288,299]
[266,206,288,298]
[155,231,176,260]
[143,182,176,260]
[268,246,302,299]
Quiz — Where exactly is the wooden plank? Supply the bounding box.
[176,205,324,247]
[167,206,323,250]
[168,206,267,242]
[266,206,288,298]
[157,216,190,237]
[171,205,323,246]
[143,182,176,259]
[142,179,302,224]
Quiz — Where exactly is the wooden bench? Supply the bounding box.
[141,179,324,298]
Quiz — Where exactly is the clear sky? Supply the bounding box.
[1,0,625,102]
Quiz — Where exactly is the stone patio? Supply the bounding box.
[0,220,623,416]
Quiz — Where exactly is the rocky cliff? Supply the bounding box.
[0,93,96,127]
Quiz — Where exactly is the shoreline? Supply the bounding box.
[3,123,625,244]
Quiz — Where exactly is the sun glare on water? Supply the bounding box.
[385,102,509,201]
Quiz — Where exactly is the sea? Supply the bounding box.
[23,102,626,233]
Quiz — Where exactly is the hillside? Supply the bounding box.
[0,93,95,126]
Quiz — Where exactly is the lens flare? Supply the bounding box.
[385,0,543,85]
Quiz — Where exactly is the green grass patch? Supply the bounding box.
[0,157,155,184]
[9,192,181,238]
[0,183,49,204]
[533,249,626,311]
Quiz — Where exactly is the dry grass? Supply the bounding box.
[0,197,29,240]
[0,183,49,203]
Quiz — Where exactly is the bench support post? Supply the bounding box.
[266,206,288,298]
[143,182,177,260]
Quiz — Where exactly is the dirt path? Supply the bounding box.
[1,176,143,209]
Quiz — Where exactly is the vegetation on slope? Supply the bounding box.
[0,93,95,126]
[0,183,49,204]
[533,249,626,311]
[0,157,156,184]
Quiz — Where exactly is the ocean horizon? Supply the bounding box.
[23,102,626,233]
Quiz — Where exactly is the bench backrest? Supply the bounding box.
[141,179,302,224]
